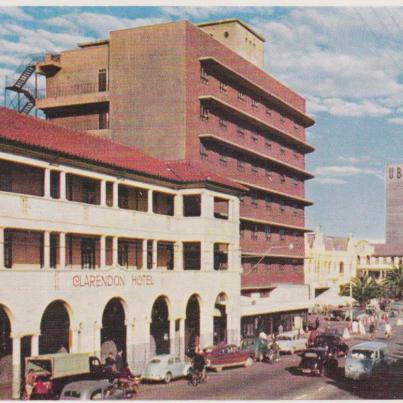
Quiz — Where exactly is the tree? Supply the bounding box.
[383,266,403,300]
[340,275,382,306]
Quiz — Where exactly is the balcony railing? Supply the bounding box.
[44,82,108,98]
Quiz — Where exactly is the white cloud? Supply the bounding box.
[388,117,403,125]
[312,178,347,185]
[251,8,403,118]
[313,165,383,180]
[337,156,370,164]
[0,7,32,21]
[46,13,169,37]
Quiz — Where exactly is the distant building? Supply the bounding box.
[386,164,403,244]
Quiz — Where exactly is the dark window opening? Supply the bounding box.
[153,192,174,216]
[106,182,113,207]
[98,69,107,92]
[200,105,209,121]
[99,112,109,129]
[183,195,201,217]
[118,185,148,212]
[214,197,229,220]
[50,171,60,199]
[214,243,228,271]
[81,238,96,269]
[4,231,12,269]
[200,66,209,83]
[157,242,174,270]
[183,242,201,270]
[147,240,153,269]
[66,174,100,205]
[118,241,129,268]
[50,233,58,269]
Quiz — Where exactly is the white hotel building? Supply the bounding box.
[0,107,243,398]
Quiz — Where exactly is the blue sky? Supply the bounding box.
[1,6,402,241]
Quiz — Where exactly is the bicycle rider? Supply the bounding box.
[192,350,207,382]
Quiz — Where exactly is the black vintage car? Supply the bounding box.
[313,334,349,357]
[298,348,338,376]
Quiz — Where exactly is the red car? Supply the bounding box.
[203,344,254,372]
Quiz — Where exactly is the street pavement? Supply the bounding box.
[136,316,403,400]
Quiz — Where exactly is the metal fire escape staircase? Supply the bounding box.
[4,54,43,115]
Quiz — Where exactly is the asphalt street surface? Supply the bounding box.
[137,317,403,400]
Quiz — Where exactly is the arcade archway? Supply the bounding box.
[39,300,71,354]
[185,295,200,355]
[150,296,170,355]
[213,293,228,345]
[101,298,126,359]
[0,306,12,388]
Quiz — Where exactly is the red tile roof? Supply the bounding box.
[372,243,403,257]
[0,107,245,192]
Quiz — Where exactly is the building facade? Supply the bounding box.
[386,164,403,244]
[0,107,243,398]
[32,19,315,305]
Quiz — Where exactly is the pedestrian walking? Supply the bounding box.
[385,322,392,338]
[315,317,320,330]
[369,323,375,339]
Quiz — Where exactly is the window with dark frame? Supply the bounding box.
[183,194,201,217]
[200,105,209,121]
[219,117,228,129]
[265,225,271,240]
[183,242,201,270]
[219,81,228,93]
[99,112,109,130]
[200,142,208,159]
[219,153,227,166]
[4,231,12,269]
[98,69,107,92]
[251,225,258,240]
[200,66,209,83]
[237,159,245,171]
[81,238,96,270]
[279,229,286,240]
[251,193,258,207]
[50,233,58,269]
[237,90,245,101]
[50,171,60,199]
[118,241,129,268]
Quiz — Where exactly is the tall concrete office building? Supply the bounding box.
[32,19,315,323]
[386,164,403,244]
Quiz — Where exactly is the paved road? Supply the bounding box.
[137,318,403,400]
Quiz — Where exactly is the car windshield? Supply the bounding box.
[150,359,161,364]
[350,349,374,359]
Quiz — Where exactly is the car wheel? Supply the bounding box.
[164,372,173,384]
[244,357,254,367]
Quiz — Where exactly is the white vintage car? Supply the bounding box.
[276,330,307,354]
[141,355,191,383]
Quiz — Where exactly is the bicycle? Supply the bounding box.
[188,367,206,387]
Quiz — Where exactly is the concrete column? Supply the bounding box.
[43,231,50,269]
[112,237,118,267]
[201,192,214,218]
[60,171,66,200]
[127,320,136,371]
[59,232,66,269]
[174,194,183,217]
[12,336,21,399]
[31,334,39,357]
[112,182,118,208]
[0,227,4,269]
[93,322,101,358]
[100,236,106,268]
[174,242,183,271]
[100,180,106,207]
[169,319,176,356]
[227,243,233,271]
[142,239,147,270]
[148,190,153,213]
[44,168,51,198]
[178,318,185,361]
[201,241,213,271]
[152,240,157,270]
[200,311,214,348]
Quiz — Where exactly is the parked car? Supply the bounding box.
[59,379,126,400]
[345,341,389,381]
[298,347,338,377]
[141,355,190,383]
[276,331,307,354]
[203,344,253,371]
[327,310,347,321]
[240,337,269,362]
[313,334,349,357]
